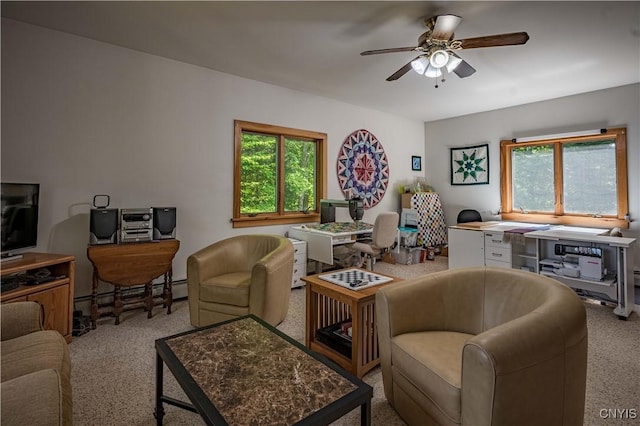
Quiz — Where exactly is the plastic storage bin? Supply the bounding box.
[393,247,424,264]
[398,227,418,247]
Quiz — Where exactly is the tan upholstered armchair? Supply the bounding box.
[375,267,588,426]
[1,302,72,425]
[187,234,294,327]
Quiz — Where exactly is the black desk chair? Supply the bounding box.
[457,209,482,224]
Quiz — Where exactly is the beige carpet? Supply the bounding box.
[69,257,640,425]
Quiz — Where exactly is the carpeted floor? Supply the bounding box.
[69,257,640,425]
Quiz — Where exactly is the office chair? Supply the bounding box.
[456,209,482,224]
[351,212,399,270]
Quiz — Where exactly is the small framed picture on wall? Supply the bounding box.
[411,156,422,171]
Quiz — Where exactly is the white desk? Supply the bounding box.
[289,222,373,273]
[448,222,636,318]
[448,221,550,270]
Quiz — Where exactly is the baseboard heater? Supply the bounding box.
[73,279,187,305]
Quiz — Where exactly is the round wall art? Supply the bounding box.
[336,129,390,209]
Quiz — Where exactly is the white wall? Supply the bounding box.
[425,83,640,267]
[1,19,426,299]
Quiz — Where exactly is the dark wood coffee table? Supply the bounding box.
[154,315,373,425]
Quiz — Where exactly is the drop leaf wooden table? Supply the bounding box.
[86,240,180,328]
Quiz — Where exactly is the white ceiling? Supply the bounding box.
[2,1,639,122]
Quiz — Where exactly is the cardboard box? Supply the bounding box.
[401,193,413,209]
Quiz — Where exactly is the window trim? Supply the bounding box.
[232,120,327,228]
[500,127,629,229]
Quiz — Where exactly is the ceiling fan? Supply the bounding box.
[361,14,529,83]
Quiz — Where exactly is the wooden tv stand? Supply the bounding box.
[1,253,75,343]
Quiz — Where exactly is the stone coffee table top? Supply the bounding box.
[165,317,359,425]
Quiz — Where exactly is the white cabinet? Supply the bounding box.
[289,238,307,288]
[448,227,484,269]
[449,223,547,270]
[484,231,512,269]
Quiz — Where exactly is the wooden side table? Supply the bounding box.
[86,240,179,328]
[302,269,401,378]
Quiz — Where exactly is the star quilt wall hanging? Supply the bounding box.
[337,129,390,208]
[450,143,489,185]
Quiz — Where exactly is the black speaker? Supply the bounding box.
[89,208,118,245]
[152,207,176,240]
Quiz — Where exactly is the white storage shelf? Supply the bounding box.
[289,238,307,288]
[525,229,636,319]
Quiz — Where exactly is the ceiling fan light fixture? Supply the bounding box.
[429,50,450,69]
[424,64,442,78]
[411,56,429,75]
[367,13,530,83]
[445,54,463,72]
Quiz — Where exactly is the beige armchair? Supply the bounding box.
[187,234,294,327]
[375,267,588,426]
[1,302,72,425]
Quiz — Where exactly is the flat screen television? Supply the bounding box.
[1,182,40,259]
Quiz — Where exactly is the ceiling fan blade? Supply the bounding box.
[361,46,417,56]
[459,32,530,49]
[453,60,476,78]
[386,59,417,81]
[431,14,462,40]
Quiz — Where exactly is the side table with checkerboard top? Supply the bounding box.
[302,268,401,378]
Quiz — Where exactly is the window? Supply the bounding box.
[500,127,629,228]
[233,120,327,228]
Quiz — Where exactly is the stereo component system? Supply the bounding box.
[119,208,153,243]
